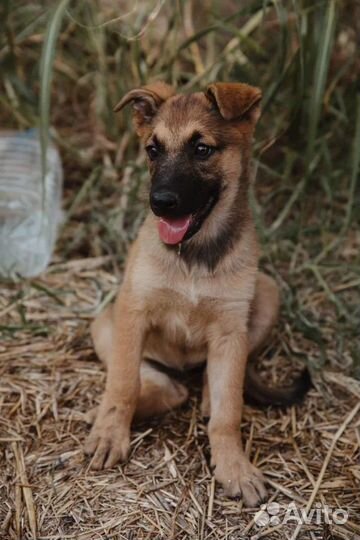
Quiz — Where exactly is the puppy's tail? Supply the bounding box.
[244,362,311,408]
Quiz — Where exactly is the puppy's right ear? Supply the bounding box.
[114,82,175,137]
[205,82,262,124]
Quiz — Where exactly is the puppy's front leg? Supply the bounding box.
[207,325,267,507]
[85,292,145,470]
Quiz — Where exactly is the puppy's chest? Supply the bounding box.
[132,261,209,344]
[147,286,209,348]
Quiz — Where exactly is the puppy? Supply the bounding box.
[85,81,309,507]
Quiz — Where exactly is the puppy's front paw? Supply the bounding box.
[213,449,267,507]
[84,405,130,470]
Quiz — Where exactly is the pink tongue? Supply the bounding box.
[158,216,191,245]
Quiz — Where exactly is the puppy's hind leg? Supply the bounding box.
[90,305,188,421]
[135,361,188,420]
[83,306,114,424]
[248,272,280,356]
[91,304,114,366]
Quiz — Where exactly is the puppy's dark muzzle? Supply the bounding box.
[150,189,181,217]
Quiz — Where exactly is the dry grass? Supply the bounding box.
[1,254,360,539]
[1,1,360,539]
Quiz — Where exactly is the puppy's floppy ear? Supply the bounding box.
[205,82,262,124]
[114,82,175,136]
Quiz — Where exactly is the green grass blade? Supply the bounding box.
[306,0,337,164]
[344,92,360,230]
[39,0,70,184]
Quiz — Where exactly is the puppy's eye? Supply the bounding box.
[146,145,159,161]
[194,143,214,160]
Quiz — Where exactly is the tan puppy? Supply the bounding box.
[85,82,309,507]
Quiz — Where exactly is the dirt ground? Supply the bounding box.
[1,254,359,540]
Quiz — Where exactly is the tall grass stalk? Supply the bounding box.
[39,0,70,183]
[306,0,337,164]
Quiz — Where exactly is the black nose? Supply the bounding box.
[150,190,180,215]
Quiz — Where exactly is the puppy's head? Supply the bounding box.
[115,81,261,247]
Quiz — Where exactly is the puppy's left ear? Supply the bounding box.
[205,82,262,124]
[114,81,175,137]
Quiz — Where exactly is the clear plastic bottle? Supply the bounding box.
[0,129,63,278]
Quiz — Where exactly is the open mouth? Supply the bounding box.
[157,195,217,245]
